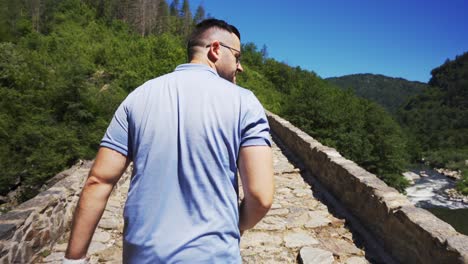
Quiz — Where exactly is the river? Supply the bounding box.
[405,167,468,235]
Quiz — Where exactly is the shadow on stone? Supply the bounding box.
[271,133,397,264]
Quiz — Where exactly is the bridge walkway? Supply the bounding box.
[36,138,371,264]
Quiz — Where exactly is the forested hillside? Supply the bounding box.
[0,0,410,201]
[399,52,468,194]
[0,0,190,199]
[238,58,409,190]
[326,74,426,115]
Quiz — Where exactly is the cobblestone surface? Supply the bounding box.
[37,140,369,264]
[239,141,369,264]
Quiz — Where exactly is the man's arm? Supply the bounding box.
[65,147,129,260]
[238,145,274,233]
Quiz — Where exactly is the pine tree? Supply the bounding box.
[129,0,161,36]
[154,0,169,34]
[169,0,179,17]
[260,44,268,62]
[29,0,42,32]
[180,0,192,37]
[193,4,205,25]
[115,0,131,22]
[0,0,23,41]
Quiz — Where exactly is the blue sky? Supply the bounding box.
[189,0,468,82]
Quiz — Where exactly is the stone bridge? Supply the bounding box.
[1,112,467,263]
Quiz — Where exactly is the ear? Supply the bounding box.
[207,41,221,62]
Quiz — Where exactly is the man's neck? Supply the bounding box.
[189,59,216,72]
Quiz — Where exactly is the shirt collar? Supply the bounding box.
[174,63,219,77]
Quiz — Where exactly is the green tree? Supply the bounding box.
[180,0,192,38]
[193,4,205,25]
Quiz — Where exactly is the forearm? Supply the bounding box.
[238,196,271,232]
[65,178,114,259]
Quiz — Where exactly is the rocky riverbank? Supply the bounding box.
[435,168,462,180]
[444,188,468,205]
[403,167,468,204]
[434,168,468,203]
[405,167,468,209]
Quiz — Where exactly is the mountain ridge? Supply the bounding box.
[326,73,427,114]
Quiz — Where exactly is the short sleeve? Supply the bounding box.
[100,100,131,157]
[240,92,271,147]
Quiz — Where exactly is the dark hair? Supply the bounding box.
[187,18,241,60]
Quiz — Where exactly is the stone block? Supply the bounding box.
[268,208,289,216]
[25,228,36,241]
[12,229,24,243]
[45,207,54,217]
[56,218,66,235]
[446,235,468,263]
[0,209,33,223]
[22,212,36,231]
[285,212,309,228]
[0,241,10,258]
[9,243,18,262]
[299,247,334,264]
[98,218,120,230]
[305,211,331,228]
[39,230,51,248]
[318,237,362,257]
[32,217,48,230]
[93,230,111,243]
[240,231,283,248]
[42,251,64,262]
[284,231,319,248]
[16,196,57,214]
[398,206,457,243]
[54,242,68,252]
[52,202,65,215]
[13,242,32,264]
[0,223,17,240]
[254,216,287,231]
[0,256,8,264]
[293,188,312,197]
[54,176,82,191]
[31,235,42,249]
[345,256,369,264]
[96,247,123,263]
[88,241,107,254]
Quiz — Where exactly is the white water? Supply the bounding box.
[405,169,468,209]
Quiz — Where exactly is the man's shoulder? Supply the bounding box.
[209,77,254,97]
[237,85,254,96]
[128,72,174,95]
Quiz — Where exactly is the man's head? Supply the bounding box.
[187,19,243,83]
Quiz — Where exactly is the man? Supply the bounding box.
[64,18,274,263]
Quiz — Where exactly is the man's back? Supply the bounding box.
[101,63,270,263]
[65,19,273,264]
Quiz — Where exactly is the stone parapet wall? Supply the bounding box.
[0,160,130,263]
[266,111,468,264]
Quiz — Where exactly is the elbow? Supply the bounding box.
[260,183,275,211]
[85,175,105,187]
[258,195,273,211]
[246,183,275,212]
[83,174,115,191]
[248,191,274,213]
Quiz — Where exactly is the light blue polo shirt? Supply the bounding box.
[101,63,271,263]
